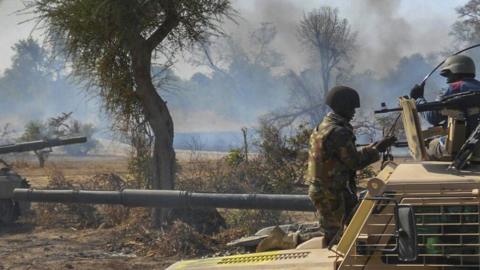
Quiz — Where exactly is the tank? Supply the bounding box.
[0,136,87,223]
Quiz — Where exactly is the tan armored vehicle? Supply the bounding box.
[161,96,480,269]
[12,95,480,269]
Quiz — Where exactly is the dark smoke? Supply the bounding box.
[0,0,465,151]
[350,0,413,75]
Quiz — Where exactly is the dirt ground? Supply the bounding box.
[0,153,356,269]
[0,225,175,270]
[0,155,177,270]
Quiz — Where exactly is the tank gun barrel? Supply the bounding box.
[13,188,316,212]
[0,136,87,154]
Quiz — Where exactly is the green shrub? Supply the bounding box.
[225,148,245,167]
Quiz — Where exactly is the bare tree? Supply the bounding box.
[20,121,49,167]
[191,22,282,87]
[0,124,16,144]
[189,22,286,122]
[265,70,323,128]
[249,23,283,68]
[268,7,356,127]
[299,7,357,94]
[451,0,480,44]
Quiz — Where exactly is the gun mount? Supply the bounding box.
[0,136,87,223]
[374,91,480,114]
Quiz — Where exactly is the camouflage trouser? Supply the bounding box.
[308,181,358,244]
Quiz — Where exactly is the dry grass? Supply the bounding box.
[13,152,319,259]
[29,162,133,229]
[12,155,130,188]
[17,156,260,259]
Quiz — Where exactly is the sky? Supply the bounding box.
[0,0,472,137]
[0,0,468,78]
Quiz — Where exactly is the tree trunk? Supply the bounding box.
[241,127,248,163]
[321,61,331,117]
[37,153,45,168]
[34,151,46,168]
[132,44,176,227]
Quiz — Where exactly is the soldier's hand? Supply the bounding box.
[410,84,424,100]
[374,136,397,152]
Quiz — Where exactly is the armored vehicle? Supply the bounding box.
[160,94,480,269]
[0,136,87,223]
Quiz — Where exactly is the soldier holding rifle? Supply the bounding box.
[305,86,396,244]
[410,55,480,159]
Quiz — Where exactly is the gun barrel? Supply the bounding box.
[0,136,87,154]
[13,189,316,212]
[356,141,408,148]
[375,102,446,114]
[374,108,403,114]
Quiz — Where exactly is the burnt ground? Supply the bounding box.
[0,224,175,269]
[0,154,321,270]
[0,156,178,270]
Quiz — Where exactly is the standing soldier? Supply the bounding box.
[306,86,396,245]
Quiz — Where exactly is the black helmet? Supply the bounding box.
[326,86,360,112]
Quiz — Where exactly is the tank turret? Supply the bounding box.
[0,136,87,223]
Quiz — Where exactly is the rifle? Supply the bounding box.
[374,91,480,114]
[356,141,408,148]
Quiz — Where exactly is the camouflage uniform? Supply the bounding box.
[306,112,380,243]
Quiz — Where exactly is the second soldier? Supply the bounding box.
[305,86,396,245]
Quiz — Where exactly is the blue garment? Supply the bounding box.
[417,78,480,128]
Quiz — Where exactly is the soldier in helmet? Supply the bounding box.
[410,55,480,158]
[306,86,396,245]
